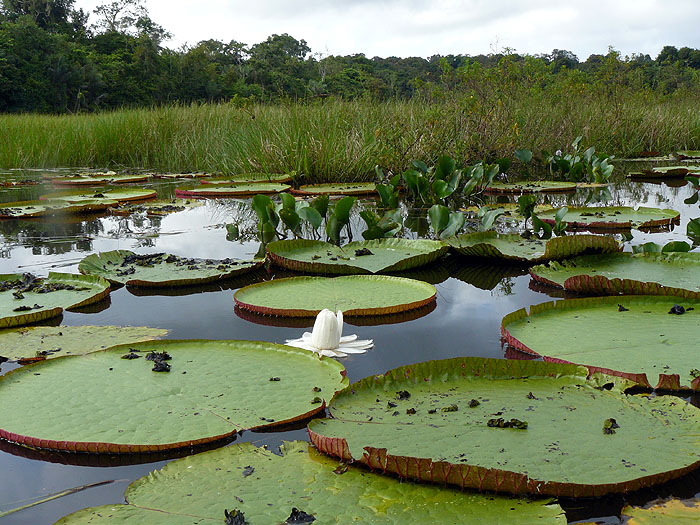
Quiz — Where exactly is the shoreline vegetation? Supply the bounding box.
[2,2,700,181]
[1,93,699,182]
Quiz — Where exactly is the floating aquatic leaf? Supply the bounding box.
[529,252,700,298]
[266,238,448,274]
[50,174,149,186]
[175,183,290,198]
[56,441,565,524]
[110,199,204,217]
[484,181,578,194]
[290,183,378,196]
[200,173,293,184]
[0,340,347,452]
[502,295,700,390]
[446,232,621,263]
[537,206,680,231]
[0,272,110,328]
[152,172,209,179]
[0,199,117,219]
[40,188,157,203]
[0,325,167,362]
[234,275,436,317]
[309,357,700,497]
[79,250,263,287]
[621,497,700,523]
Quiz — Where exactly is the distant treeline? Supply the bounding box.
[2,0,700,114]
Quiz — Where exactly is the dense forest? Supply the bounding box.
[1,0,700,114]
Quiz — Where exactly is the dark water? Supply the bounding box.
[0,168,698,523]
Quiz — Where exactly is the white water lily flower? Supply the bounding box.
[285,309,373,358]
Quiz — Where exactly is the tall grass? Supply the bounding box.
[1,93,698,182]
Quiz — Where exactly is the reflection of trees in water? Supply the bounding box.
[0,216,105,255]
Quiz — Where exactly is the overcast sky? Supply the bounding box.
[74,0,700,60]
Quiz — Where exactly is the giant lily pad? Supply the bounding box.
[234,275,436,317]
[50,174,149,186]
[201,172,293,184]
[309,357,700,497]
[621,497,700,524]
[79,250,263,287]
[266,238,449,274]
[291,183,378,196]
[530,252,700,298]
[446,232,621,263]
[502,295,700,390]
[40,188,157,203]
[0,340,347,452]
[677,151,700,160]
[484,181,578,194]
[537,206,680,231]
[0,325,168,363]
[153,172,209,179]
[0,272,110,328]
[0,199,117,219]
[174,183,290,198]
[57,441,565,524]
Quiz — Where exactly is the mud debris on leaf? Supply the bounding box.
[618,304,629,312]
[145,351,171,361]
[469,398,481,407]
[121,352,141,360]
[152,360,171,372]
[487,418,528,429]
[668,304,693,315]
[441,404,458,412]
[396,390,411,400]
[269,377,281,381]
[285,507,316,523]
[241,465,255,477]
[603,418,620,435]
[354,248,373,256]
[224,508,248,525]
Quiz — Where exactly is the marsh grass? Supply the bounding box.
[1,93,698,182]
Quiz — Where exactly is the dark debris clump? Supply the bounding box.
[285,508,316,523]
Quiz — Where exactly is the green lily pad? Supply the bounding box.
[153,172,209,179]
[266,238,449,274]
[201,172,293,184]
[110,199,204,217]
[502,295,700,390]
[234,275,436,316]
[56,441,565,524]
[446,232,621,263]
[0,272,110,328]
[291,183,378,196]
[630,166,700,178]
[50,174,149,186]
[0,199,117,219]
[677,151,700,160]
[40,188,157,203]
[537,206,680,231]
[621,497,700,524]
[174,183,290,198]
[79,250,263,287]
[484,181,578,194]
[0,340,347,452]
[530,252,700,298]
[309,357,700,497]
[0,325,168,363]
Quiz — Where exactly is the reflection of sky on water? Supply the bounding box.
[1,172,700,523]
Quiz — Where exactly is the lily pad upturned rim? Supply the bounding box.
[483,181,578,194]
[78,250,264,287]
[200,173,294,184]
[234,275,437,317]
[266,238,449,275]
[290,183,378,196]
[0,272,111,328]
[621,497,700,524]
[529,252,700,299]
[39,188,158,203]
[308,356,700,497]
[49,174,149,186]
[446,231,622,263]
[501,294,700,391]
[0,339,347,453]
[174,183,291,198]
[0,199,117,219]
[538,206,681,231]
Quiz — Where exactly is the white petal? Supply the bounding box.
[342,339,373,349]
[336,310,344,337]
[336,346,367,354]
[311,309,341,350]
[284,341,316,352]
[339,334,358,343]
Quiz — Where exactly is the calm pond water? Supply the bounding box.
[0,167,698,523]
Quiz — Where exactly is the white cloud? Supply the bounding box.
[74,0,700,59]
